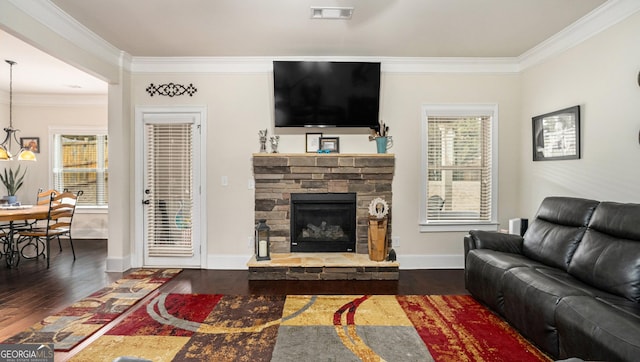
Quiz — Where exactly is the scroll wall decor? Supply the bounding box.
[146,82,197,97]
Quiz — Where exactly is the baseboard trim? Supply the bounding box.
[396,254,464,269]
[74,229,108,239]
[106,256,131,272]
[207,254,253,270]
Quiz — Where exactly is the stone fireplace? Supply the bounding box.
[253,153,394,254]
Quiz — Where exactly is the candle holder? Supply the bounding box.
[255,219,271,261]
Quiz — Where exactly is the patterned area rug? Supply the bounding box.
[3,268,181,351]
[70,294,550,362]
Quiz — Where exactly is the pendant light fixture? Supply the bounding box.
[2,60,36,161]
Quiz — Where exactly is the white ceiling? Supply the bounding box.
[0,30,108,95]
[1,0,611,95]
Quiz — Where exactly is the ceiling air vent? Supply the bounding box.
[310,6,354,20]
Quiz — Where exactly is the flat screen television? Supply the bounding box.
[273,61,381,128]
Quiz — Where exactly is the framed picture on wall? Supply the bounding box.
[20,137,40,153]
[532,105,580,161]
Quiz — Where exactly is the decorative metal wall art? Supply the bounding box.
[146,83,197,97]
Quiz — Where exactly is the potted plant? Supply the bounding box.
[0,165,26,204]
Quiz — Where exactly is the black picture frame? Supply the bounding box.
[319,137,340,153]
[532,105,580,161]
[305,133,323,153]
[20,137,40,153]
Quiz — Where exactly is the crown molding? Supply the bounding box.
[131,57,273,74]
[518,0,640,70]
[131,56,521,74]
[380,57,519,73]
[7,0,123,69]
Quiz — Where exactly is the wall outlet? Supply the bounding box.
[248,178,255,189]
[221,176,228,186]
[248,236,254,250]
[392,236,400,247]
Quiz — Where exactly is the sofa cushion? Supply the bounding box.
[568,201,640,302]
[501,266,604,357]
[522,197,599,270]
[556,296,640,361]
[465,249,546,315]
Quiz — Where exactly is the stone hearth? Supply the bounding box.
[247,253,399,280]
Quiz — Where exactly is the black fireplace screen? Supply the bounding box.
[290,193,356,252]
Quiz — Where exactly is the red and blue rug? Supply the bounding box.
[69,294,550,361]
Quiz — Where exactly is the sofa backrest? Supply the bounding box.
[568,201,640,302]
[522,197,599,271]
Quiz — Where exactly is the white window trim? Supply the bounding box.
[49,126,109,214]
[419,104,499,232]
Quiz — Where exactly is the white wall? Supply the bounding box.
[131,70,522,268]
[519,11,640,216]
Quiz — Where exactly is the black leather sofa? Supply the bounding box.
[464,196,640,361]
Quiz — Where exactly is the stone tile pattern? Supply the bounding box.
[248,265,399,280]
[253,153,395,254]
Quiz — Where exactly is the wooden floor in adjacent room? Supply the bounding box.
[0,239,467,357]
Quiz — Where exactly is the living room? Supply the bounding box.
[1,1,640,361]
[1,1,639,272]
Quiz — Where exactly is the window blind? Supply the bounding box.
[53,134,108,206]
[145,123,194,257]
[426,115,492,222]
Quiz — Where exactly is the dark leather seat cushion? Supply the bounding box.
[465,249,547,315]
[556,296,640,361]
[501,266,604,356]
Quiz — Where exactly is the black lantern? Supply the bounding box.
[255,219,271,261]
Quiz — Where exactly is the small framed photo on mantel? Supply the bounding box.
[319,137,340,153]
[305,133,322,153]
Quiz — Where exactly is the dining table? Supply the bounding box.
[0,204,49,268]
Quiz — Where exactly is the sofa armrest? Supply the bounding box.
[467,229,524,255]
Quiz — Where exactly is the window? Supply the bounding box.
[420,104,498,232]
[52,129,108,208]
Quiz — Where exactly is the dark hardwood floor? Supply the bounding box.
[0,239,467,350]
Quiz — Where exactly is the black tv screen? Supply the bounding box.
[273,61,381,128]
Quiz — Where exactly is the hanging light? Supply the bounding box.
[2,60,36,161]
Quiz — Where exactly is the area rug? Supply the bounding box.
[69,294,551,362]
[3,268,181,351]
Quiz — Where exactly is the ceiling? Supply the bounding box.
[1,0,609,95]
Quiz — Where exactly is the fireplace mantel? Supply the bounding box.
[253,153,395,254]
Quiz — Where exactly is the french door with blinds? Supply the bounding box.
[141,111,202,267]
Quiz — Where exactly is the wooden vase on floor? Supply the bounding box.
[368,216,388,261]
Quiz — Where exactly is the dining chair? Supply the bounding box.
[18,190,82,268]
[12,189,64,259]
[36,188,61,205]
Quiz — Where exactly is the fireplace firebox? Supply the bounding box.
[290,193,356,252]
